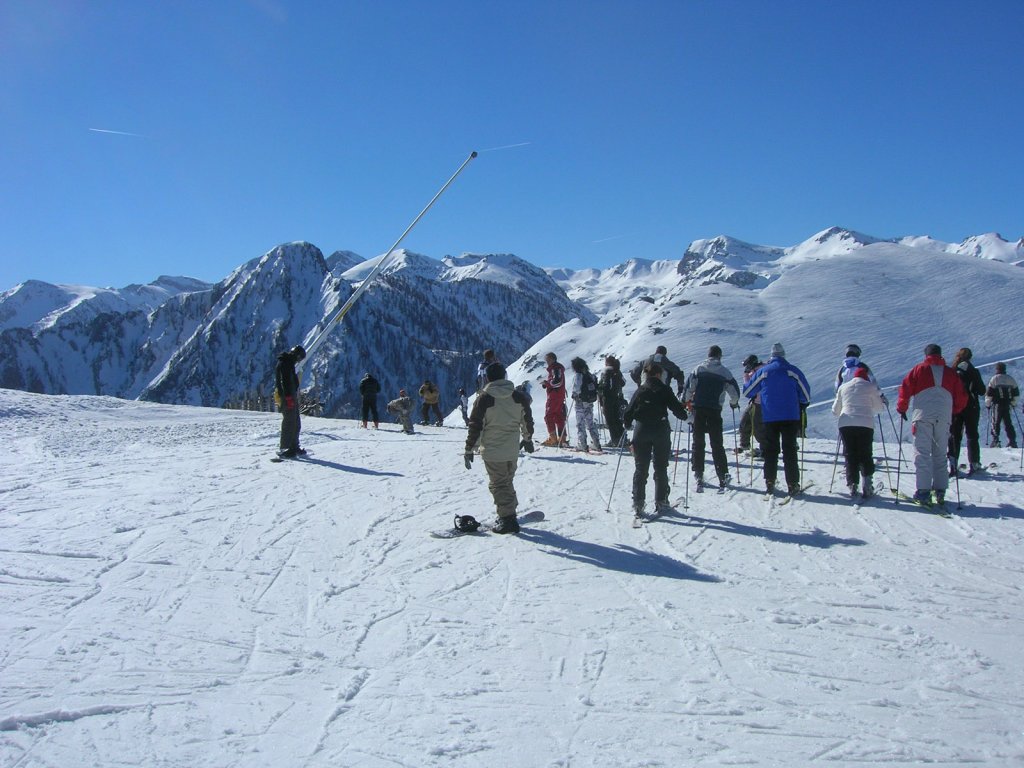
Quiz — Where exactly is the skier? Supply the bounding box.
[457,387,470,425]
[569,357,603,454]
[738,354,765,458]
[947,348,986,474]
[682,345,740,490]
[629,346,685,393]
[986,362,1020,448]
[622,362,689,518]
[835,344,889,404]
[418,380,444,426]
[387,389,416,434]
[476,349,499,393]
[598,355,627,448]
[832,366,885,498]
[896,344,968,507]
[540,352,569,447]
[464,362,535,534]
[358,372,381,429]
[275,344,306,458]
[742,343,811,497]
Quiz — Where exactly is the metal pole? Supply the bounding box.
[682,425,691,509]
[606,430,629,512]
[829,432,842,493]
[1014,407,1024,470]
[877,414,893,491]
[730,406,740,484]
[886,403,908,469]
[299,151,478,366]
[895,415,905,501]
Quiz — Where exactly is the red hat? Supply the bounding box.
[853,367,870,380]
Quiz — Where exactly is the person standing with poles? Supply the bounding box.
[738,354,766,459]
[598,355,627,449]
[682,345,740,492]
[947,348,986,475]
[896,344,968,509]
[622,362,689,521]
[569,357,603,454]
[742,343,811,498]
[986,362,1020,449]
[540,352,569,447]
[832,366,886,499]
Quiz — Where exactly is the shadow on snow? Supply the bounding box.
[517,529,720,582]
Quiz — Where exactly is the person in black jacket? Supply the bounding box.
[358,372,381,429]
[622,362,689,518]
[946,348,986,475]
[275,345,306,458]
[598,355,627,448]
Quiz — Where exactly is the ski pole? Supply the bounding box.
[605,431,629,512]
[672,417,683,484]
[877,414,893,491]
[986,406,991,446]
[894,415,905,500]
[954,460,962,510]
[682,424,692,509]
[730,406,740,482]
[886,403,908,469]
[829,432,842,493]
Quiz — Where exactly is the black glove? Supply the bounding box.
[899,411,907,421]
[731,402,739,410]
[521,439,535,453]
[623,422,633,431]
[680,410,688,422]
[464,453,474,469]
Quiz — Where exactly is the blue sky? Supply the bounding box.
[1,0,1021,290]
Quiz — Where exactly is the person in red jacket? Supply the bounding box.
[896,344,968,507]
[540,352,569,446]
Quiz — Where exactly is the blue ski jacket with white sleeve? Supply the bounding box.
[742,356,811,423]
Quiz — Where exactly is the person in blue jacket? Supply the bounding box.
[742,342,811,497]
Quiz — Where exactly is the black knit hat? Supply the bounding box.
[486,362,507,381]
[845,344,861,358]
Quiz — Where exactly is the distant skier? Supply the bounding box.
[358,372,381,429]
[742,343,811,497]
[275,344,306,458]
[418,380,443,426]
[986,362,1020,448]
[835,343,888,404]
[457,387,470,425]
[896,344,967,508]
[947,348,986,474]
[738,354,765,458]
[682,345,740,490]
[387,389,416,435]
[630,346,685,393]
[598,355,627,448]
[540,352,569,446]
[464,362,535,534]
[622,362,689,518]
[476,349,500,393]
[832,366,885,499]
[569,357,603,454]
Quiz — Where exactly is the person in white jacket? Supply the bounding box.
[832,366,886,499]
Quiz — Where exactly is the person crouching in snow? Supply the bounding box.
[622,362,689,518]
[570,357,603,454]
[387,389,416,435]
[464,363,535,534]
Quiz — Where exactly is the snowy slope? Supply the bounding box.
[2,387,1024,767]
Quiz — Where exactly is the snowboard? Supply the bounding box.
[430,510,545,539]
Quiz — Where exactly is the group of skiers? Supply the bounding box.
[274,339,1021,526]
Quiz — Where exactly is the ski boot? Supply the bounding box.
[491,515,520,534]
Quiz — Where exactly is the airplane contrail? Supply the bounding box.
[592,233,631,244]
[89,128,143,137]
[479,141,531,152]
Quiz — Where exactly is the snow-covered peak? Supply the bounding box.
[546,258,681,315]
[955,233,1023,263]
[440,252,556,291]
[783,226,886,263]
[340,249,443,283]
[678,236,783,289]
[325,250,364,276]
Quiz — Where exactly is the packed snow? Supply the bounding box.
[3,387,1024,766]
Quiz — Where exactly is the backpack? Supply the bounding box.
[578,372,598,403]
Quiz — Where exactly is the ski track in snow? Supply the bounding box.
[2,391,1024,766]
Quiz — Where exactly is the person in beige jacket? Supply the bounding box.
[464,363,535,534]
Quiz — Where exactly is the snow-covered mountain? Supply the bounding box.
[527,227,1024,423]
[0,244,590,417]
